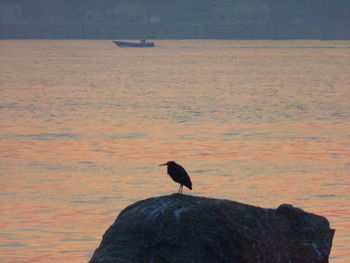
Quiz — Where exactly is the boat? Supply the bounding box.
[113,40,154,48]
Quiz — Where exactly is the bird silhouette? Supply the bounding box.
[159,161,192,194]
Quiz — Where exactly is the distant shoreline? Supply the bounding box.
[1,24,348,40]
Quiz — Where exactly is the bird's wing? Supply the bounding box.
[174,164,189,177]
[175,165,192,187]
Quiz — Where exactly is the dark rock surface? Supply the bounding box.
[89,194,334,263]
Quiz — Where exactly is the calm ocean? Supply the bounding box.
[0,40,349,262]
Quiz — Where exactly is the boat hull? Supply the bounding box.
[113,41,154,48]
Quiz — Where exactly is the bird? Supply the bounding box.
[159,161,192,194]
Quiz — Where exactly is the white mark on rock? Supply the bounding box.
[148,201,171,222]
[173,208,189,223]
[303,243,322,258]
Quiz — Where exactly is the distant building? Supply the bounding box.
[278,10,325,26]
[107,0,147,24]
[0,4,22,24]
[149,15,160,24]
[215,1,270,26]
[85,10,106,24]
[215,7,235,24]
[214,1,270,37]
[85,0,148,24]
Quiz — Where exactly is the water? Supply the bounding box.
[0,40,349,262]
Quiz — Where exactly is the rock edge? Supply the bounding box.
[90,194,335,263]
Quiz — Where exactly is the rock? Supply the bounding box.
[89,194,334,263]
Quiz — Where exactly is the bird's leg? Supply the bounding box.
[177,185,183,194]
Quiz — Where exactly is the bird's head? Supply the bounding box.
[159,161,176,167]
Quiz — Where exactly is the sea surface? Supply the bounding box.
[0,40,349,262]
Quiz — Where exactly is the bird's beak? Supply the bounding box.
[159,163,167,166]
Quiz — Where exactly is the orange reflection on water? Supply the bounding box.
[1,133,348,162]
[1,40,349,262]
